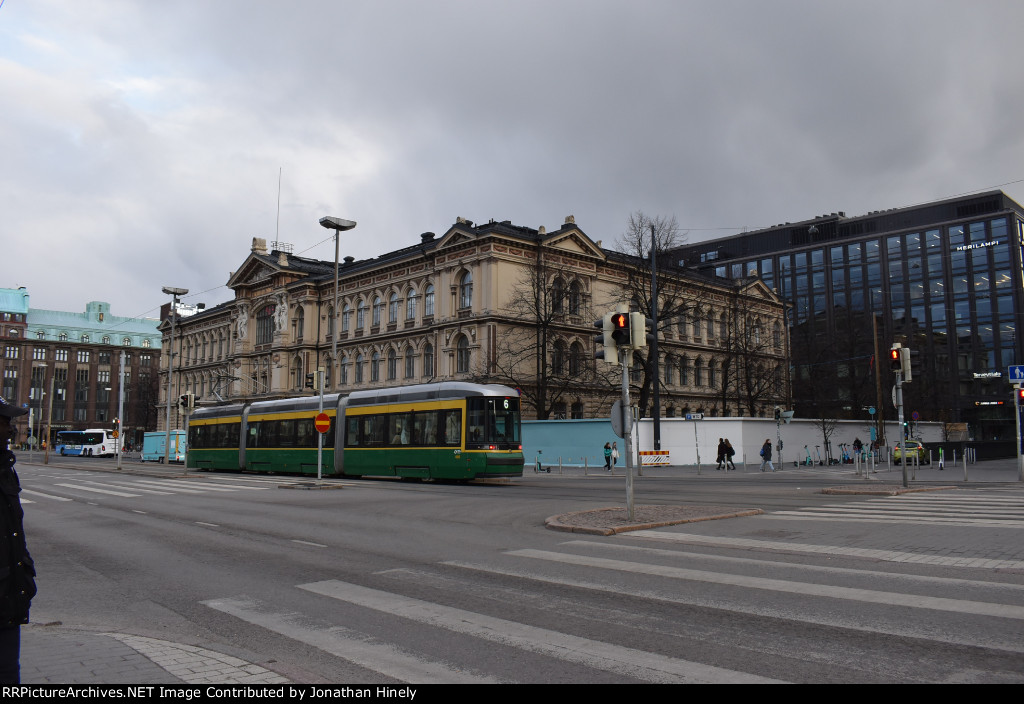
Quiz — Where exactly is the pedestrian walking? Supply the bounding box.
[724,438,736,470]
[0,396,36,684]
[759,438,775,472]
[603,442,612,471]
[716,438,726,470]
[611,442,619,468]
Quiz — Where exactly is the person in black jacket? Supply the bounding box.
[0,396,36,684]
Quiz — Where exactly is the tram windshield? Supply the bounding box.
[466,396,521,450]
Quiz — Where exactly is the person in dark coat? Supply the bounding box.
[716,438,726,470]
[0,396,36,684]
[759,438,775,472]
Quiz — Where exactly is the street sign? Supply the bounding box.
[685,413,704,420]
[314,412,331,434]
[611,400,633,438]
[1010,365,1024,383]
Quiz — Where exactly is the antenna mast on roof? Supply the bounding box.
[275,167,282,242]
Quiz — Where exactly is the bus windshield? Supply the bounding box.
[466,396,521,449]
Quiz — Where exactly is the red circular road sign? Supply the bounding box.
[314,413,331,433]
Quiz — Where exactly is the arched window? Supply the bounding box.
[340,355,349,385]
[773,321,782,348]
[356,300,366,330]
[424,284,435,317]
[709,359,718,388]
[355,353,364,383]
[295,305,304,342]
[292,356,303,390]
[458,271,472,309]
[387,348,397,380]
[423,343,434,378]
[406,289,417,321]
[256,304,275,344]
[142,339,151,348]
[36,331,45,340]
[569,341,584,376]
[551,340,567,374]
[59,332,68,341]
[694,357,704,386]
[404,345,415,378]
[122,337,132,346]
[101,335,110,344]
[81,334,90,343]
[551,278,565,314]
[568,281,582,316]
[719,313,728,340]
[664,354,674,385]
[372,296,383,327]
[371,350,381,381]
[456,336,470,373]
[388,293,399,324]
[680,356,690,386]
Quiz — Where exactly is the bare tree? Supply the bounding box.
[481,240,614,419]
[612,212,695,415]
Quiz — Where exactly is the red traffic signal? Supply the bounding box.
[610,312,630,345]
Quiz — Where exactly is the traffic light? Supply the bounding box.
[177,392,195,414]
[629,312,654,350]
[1017,387,1024,403]
[610,312,630,346]
[594,314,618,365]
[899,347,912,383]
[889,344,902,372]
[305,373,316,389]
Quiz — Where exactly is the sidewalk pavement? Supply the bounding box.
[20,625,289,684]
[528,456,1024,484]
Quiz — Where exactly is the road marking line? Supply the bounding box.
[202,596,497,684]
[82,481,174,495]
[290,540,327,548]
[559,540,1024,592]
[631,531,1024,570]
[21,489,73,502]
[195,522,219,527]
[431,560,1024,655]
[505,549,1024,620]
[298,579,781,683]
[55,483,140,497]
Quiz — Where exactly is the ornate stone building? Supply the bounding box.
[158,217,788,426]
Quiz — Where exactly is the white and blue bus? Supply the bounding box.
[56,430,85,456]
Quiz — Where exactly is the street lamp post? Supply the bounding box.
[162,286,188,466]
[319,217,357,384]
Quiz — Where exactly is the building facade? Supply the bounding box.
[673,190,1024,441]
[0,291,162,448]
[159,217,788,426]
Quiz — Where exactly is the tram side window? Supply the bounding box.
[296,418,315,448]
[442,410,461,446]
[412,411,437,446]
[278,419,297,447]
[346,417,360,447]
[389,413,412,445]
[467,408,486,444]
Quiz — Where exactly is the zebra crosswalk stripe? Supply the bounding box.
[296,579,782,683]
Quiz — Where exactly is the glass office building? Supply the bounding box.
[673,191,1024,440]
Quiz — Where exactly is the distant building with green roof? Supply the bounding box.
[1,289,162,448]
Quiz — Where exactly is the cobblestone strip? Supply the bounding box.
[103,633,290,684]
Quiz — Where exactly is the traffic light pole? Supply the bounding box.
[1015,385,1023,482]
[620,348,635,521]
[896,372,907,488]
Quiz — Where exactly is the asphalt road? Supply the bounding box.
[16,456,1024,683]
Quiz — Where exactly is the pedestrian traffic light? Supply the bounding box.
[610,312,630,346]
[593,314,619,366]
[889,344,902,372]
[1017,387,1024,403]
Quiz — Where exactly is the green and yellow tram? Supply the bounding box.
[187,382,523,480]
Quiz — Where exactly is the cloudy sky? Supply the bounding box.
[3,0,1022,320]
